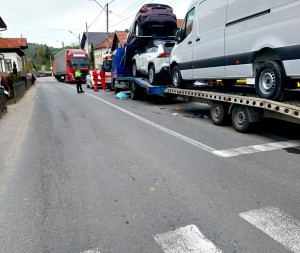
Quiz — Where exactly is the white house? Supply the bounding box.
[0,38,28,73]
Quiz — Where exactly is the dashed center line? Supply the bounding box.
[68,86,298,157]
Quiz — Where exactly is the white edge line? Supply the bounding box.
[213,140,300,157]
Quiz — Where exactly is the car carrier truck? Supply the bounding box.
[53,49,90,83]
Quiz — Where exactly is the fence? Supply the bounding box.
[13,81,27,103]
[0,87,7,117]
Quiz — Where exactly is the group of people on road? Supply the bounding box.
[74,65,106,94]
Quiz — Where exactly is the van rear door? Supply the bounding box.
[192,0,227,79]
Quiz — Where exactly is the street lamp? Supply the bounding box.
[69,31,81,48]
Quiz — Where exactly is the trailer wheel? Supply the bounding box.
[149,65,157,85]
[172,66,185,88]
[130,82,139,100]
[210,102,228,125]
[255,61,285,100]
[231,105,251,133]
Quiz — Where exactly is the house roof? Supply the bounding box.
[81,32,114,49]
[0,38,28,49]
[0,38,28,56]
[111,31,127,51]
[177,19,183,28]
[94,33,114,49]
[0,17,7,31]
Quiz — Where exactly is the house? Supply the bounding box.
[0,38,28,73]
[80,32,113,56]
[111,31,128,52]
[93,33,114,68]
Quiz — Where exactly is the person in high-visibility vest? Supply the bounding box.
[74,66,84,93]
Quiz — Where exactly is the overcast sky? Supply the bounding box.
[1,0,189,48]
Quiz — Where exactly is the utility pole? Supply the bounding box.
[86,22,89,56]
[106,3,109,53]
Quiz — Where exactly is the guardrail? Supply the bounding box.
[0,87,7,117]
[13,81,27,103]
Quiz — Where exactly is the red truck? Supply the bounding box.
[53,49,90,83]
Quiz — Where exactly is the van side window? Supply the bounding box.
[182,8,195,40]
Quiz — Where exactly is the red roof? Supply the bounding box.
[115,31,127,46]
[0,38,28,49]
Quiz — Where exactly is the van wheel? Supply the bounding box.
[172,66,185,88]
[210,102,228,126]
[231,105,251,133]
[255,61,285,100]
[132,61,139,77]
[149,65,157,85]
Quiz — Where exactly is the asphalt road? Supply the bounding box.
[0,77,299,253]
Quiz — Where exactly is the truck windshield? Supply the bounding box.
[69,58,89,68]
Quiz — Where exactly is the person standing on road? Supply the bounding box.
[75,66,84,93]
[100,65,106,92]
[93,67,99,92]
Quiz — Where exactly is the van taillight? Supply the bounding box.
[157,53,170,58]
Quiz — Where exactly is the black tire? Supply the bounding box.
[171,66,186,88]
[114,80,120,94]
[132,61,139,77]
[255,61,285,100]
[130,82,139,100]
[231,105,251,133]
[110,79,114,91]
[222,79,236,87]
[210,102,228,126]
[149,65,158,85]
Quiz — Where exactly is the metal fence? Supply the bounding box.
[0,87,7,117]
[13,81,27,103]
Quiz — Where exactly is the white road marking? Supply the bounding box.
[81,249,101,253]
[68,86,299,158]
[213,139,300,157]
[240,206,300,253]
[83,91,216,154]
[154,224,224,253]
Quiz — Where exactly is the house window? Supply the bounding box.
[4,59,12,72]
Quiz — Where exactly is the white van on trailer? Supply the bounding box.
[170,0,300,101]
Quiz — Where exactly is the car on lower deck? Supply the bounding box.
[131,39,175,85]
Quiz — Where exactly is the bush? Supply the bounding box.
[1,73,22,98]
